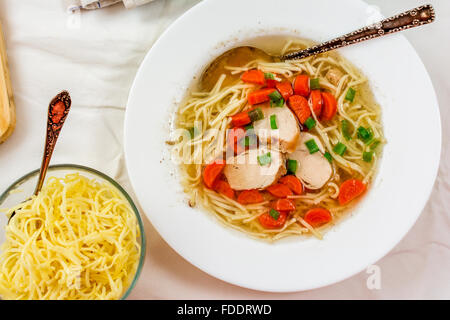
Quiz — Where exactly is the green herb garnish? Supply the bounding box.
[333,142,347,156]
[305,139,320,154]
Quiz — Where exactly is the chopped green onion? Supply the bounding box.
[345,88,356,102]
[268,90,283,101]
[248,108,264,122]
[369,139,381,150]
[241,135,257,147]
[324,152,333,163]
[270,114,278,129]
[268,90,284,108]
[310,78,320,90]
[257,152,272,166]
[270,98,284,108]
[264,72,275,80]
[341,120,352,140]
[357,126,373,143]
[304,117,316,130]
[363,151,373,162]
[244,124,254,131]
[269,208,280,220]
[187,127,198,139]
[305,139,320,154]
[287,159,298,174]
[333,142,347,156]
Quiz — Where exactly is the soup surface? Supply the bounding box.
[172,38,384,241]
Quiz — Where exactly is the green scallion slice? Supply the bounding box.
[310,78,320,90]
[324,152,333,163]
[270,98,284,108]
[341,119,352,140]
[264,72,275,80]
[345,87,356,102]
[363,151,373,162]
[248,108,264,122]
[269,208,280,220]
[270,114,278,129]
[241,135,257,147]
[268,90,283,101]
[305,139,320,154]
[357,126,373,143]
[187,127,197,139]
[304,117,316,130]
[287,159,298,174]
[244,124,254,131]
[257,152,272,166]
[369,139,381,150]
[333,142,347,156]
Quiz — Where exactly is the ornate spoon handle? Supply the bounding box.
[281,4,435,60]
[34,91,71,195]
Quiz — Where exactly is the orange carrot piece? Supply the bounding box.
[213,180,235,199]
[279,175,303,195]
[309,90,323,117]
[231,111,251,127]
[287,95,311,124]
[293,74,310,97]
[241,69,265,85]
[237,189,264,204]
[248,88,276,105]
[258,211,288,229]
[271,198,296,212]
[275,81,293,100]
[338,179,366,205]
[203,160,225,189]
[304,208,332,228]
[321,91,337,121]
[266,183,293,198]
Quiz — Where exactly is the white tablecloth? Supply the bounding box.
[0,0,448,299]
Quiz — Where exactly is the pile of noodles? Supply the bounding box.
[0,173,141,300]
[173,39,384,241]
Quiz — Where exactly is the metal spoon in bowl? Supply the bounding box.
[7,91,72,223]
[200,4,435,91]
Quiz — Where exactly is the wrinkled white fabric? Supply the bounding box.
[67,0,154,11]
[0,0,448,299]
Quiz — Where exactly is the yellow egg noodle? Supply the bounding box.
[0,173,141,300]
[174,39,385,241]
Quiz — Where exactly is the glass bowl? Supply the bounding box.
[0,164,146,300]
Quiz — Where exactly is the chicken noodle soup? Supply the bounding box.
[0,173,141,300]
[172,39,384,240]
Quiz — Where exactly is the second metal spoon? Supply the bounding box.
[200,4,435,90]
[8,90,71,223]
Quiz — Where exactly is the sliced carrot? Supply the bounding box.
[241,69,265,85]
[203,160,225,189]
[338,179,366,205]
[271,199,296,212]
[237,189,264,204]
[227,127,246,154]
[231,111,251,127]
[287,95,311,124]
[293,75,310,97]
[275,81,293,100]
[213,180,235,199]
[258,211,288,229]
[304,208,332,228]
[321,91,337,121]
[279,175,303,195]
[309,90,323,117]
[248,88,276,105]
[266,183,293,198]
